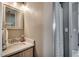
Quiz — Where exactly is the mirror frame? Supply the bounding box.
[3,4,24,29]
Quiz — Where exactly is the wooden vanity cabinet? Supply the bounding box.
[9,47,33,57]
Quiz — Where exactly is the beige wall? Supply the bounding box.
[24,2,54,57]
[24,3,44,56]
[43,3,54,57]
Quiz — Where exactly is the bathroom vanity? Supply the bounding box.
[2,3,35,57]
[2,38,34,57]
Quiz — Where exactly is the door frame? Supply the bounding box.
[0,3,3,56]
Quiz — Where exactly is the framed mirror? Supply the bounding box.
[6,7,16,28]
[4,4,24,29]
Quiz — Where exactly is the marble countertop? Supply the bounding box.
[2,38,34,57]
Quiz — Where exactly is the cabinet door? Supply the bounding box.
[10,48,33,57]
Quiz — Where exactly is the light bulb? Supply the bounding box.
[13,2,17,7]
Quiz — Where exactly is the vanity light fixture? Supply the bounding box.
[21,3,31,12]
[21,2,34,14]
[21,2,28,11]
[13,2,17,7]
